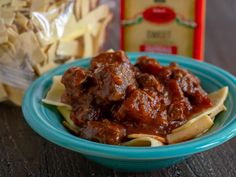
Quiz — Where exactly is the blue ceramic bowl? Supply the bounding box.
[23,53,236,172]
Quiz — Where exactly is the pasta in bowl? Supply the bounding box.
[23,51,236,172]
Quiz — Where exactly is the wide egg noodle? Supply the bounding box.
[172,86,228,133]
[208,87,228,120]
[0,84,7,102]
[42,75,72,109]
[57,106,79,134]
[210,105,227,120]
[57,106,74,127]
[127,133,166,143]
[122,137,163,147]
[167,115,213,144]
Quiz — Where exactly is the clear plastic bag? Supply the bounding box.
[0,0,113,104]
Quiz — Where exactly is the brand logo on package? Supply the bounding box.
[140,45,177,54]
[143,6,176,24]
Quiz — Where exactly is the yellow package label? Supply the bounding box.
[120,0,205,60]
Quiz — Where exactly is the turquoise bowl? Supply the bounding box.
[23,53,236,172]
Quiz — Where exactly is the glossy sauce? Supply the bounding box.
[61,51,212,145]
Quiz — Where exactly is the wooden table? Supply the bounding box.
[1,1,236,176]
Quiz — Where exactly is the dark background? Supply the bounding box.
[1,0,236,177]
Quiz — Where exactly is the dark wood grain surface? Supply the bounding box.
[1,1,236,177]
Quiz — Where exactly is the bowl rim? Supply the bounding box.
[23,52,236,160]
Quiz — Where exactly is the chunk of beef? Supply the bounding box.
[136,73,163,92]
[136,73,171,112]
[115,89,169,133]
[155,62,177,83]
[90,51,136,104]
[115,89,160,124]
[135,56,163,75]
[167,79,192,123]
[157,68,173,83]
[90,50,130,71]
[61,67,100,125]
[172,68,200,92]
[172,68,211,105]
[80,119,126,145]
[61,67,92,104]
[126,85,137,97]
[70,94,101,126]
[156,62,211,107]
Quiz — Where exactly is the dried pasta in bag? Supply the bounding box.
[0,0,112,105]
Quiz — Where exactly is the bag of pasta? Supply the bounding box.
[0,0,112,105]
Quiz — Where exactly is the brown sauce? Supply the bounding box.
[61,51,212,145]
